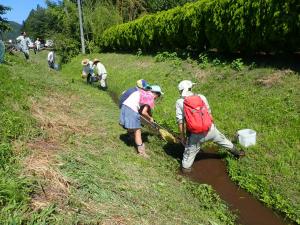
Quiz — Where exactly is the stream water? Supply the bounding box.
[180,147,290,225]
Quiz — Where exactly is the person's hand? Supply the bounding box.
[149,117,154,123]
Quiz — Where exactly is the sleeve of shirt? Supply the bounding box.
[176,99,184,124]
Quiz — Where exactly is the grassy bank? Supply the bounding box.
[0,52,235,223]
[0,54,57,223]
[63,52,300,223]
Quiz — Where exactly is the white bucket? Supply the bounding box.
[237,129,256,147]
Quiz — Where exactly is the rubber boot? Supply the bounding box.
[137,143,149,158]
[229,146,245,158]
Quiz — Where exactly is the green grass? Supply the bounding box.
[0,53,58,224]
[0,51,236,224]
[63,52,300,224]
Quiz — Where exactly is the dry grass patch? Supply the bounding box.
[79,200,133,224]
[30,93,93,139]
[136,61,154,69]
[24,139,71,210]
[195,69,209,81]
[102,215,131,225]
[183,62,209,82]
[256,69,294,87]
[22,92,95,211]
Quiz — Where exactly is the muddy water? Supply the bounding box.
[181,148,290,225]
[108,92,290,225]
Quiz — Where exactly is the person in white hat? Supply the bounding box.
[175,80,245,172]
[93,58,108,90]
[81,58,94,83]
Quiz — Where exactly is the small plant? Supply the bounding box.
[230,58,244,71]
[212,58,221,66]
[155,51,179,62]
[136,48,142,57]
[249,62,257,70]
[172,58,182,67]
[198,53,209,69]
[186,57,193,64]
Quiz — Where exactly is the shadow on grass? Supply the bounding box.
[119,131,153,147]
[103,49,300,73]
[163,142,184,163]
[211,52,300,73]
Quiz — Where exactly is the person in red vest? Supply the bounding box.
[175,80,245,172]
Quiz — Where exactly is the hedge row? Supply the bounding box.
[100,0,300,53]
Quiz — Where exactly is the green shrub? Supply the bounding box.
[52,34,80,63]
[101,0,300,53]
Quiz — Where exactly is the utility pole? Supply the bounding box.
[77,0,85,54]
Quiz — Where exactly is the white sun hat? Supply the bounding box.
[178,80,195,96]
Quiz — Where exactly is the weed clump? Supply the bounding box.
[230,58,244,71]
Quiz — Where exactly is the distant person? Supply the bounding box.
[35,38,41,51]
[175,80,245,172]
[16,32,30,60]
[81,58,94,84]
[93,58,108,90]
[47,50,55,69]
[0,39,5,63]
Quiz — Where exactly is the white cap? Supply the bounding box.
[178,80,195,96]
